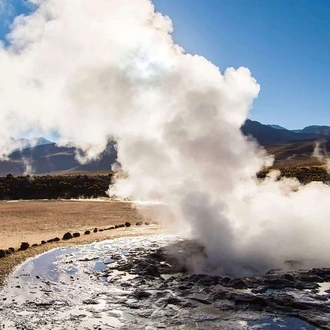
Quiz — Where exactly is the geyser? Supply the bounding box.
[1,0,330,276]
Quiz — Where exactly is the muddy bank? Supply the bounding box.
[0,235,329,329]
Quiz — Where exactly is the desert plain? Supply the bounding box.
[0,199,164,287]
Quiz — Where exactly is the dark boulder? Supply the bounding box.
[221,277,231,285]
[99,229,104,232]
[0,250,6,258]
[41,240,47,244]
[136,221,143,226]
[8,247,15,253]
[19,242,30,251]
[132,289,152,299]
[143,264,160,277]
[84,230,91,235]
[54,237,60,242]
[263,278,296,289]
[228,278,247,289]
[62,232,73,240]
[125,222,131,227]
[281,273,295,282]
[32,243,38,247]
[93,228,98,233]
[73,232,80,238]
[144,221,150,225]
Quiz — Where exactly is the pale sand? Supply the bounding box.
[0,200,166,287]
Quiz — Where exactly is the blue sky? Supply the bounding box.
[1,0,329,129]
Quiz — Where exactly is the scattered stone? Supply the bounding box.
[228,278,247,289]
[54,237,60,242]
[84,230,91,235]
[281,273,295,282]
[5,249,11,255]
[136,221,143,226]
[125,222,131,227]
[73,232,80,238]
[132,289,152,299]
[0,249,6,258]
[32,243,38,247]
[144,221,150,225]
[83,299,99,305]
[41,240,47,245]
[263,278,296,289]
[143,264,160,277]
[99,229,104,232]
[62,232,73,240]
[19,242,30,251]
[93,228,98,233]
[8,247,15,253]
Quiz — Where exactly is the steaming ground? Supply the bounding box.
[1,0,330,275]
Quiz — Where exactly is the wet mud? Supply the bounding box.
[0,235,329,329]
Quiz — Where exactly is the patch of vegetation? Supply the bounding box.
[0,174,112,200]
[257,166,330,184]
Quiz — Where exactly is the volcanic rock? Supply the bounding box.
[143,264,160,277]
[84,230,91,235]
[132,289,152,299]
[73,232,80,238]
[228,278,247,289]
[263,278,296,289]
[62,232,73,240]
[19,242,30,251]
[136,221,143,226]
[41,240,47,244]
[125,222,131,227]
[0,250,6,258]
[93,228,98,233]
[281,273,295,282]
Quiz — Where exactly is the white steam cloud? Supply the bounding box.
[1,0,330,276]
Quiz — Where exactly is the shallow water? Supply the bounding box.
[0,235,322,329]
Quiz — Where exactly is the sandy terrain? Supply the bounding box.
[0,199,166,287]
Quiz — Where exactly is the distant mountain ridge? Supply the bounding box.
[241,120,326,146]
[12,137,53,150]
[1,121,330,176]
[267,124,288,131]
[292,125,330,137]
[0,141,117,176]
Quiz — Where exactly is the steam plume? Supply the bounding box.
[1,0,330,275]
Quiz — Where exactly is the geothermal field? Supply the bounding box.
[0,0,330,329]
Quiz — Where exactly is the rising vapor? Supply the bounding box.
[1,0,330,276]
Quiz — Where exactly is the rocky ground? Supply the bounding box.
[0,235,329,329]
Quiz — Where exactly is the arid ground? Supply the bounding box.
[0,199,166,287]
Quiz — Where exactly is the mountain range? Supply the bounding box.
[1,121,329,176]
